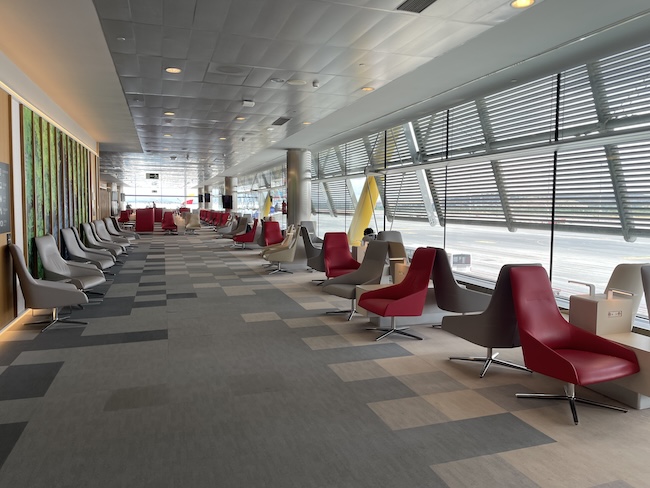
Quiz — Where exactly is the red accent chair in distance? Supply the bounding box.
[161,211,177,234]
[358,247,436,341]
[263,220,284,246]
[510,265,640,424]
[323,232,360,278]
[233,219,258,249]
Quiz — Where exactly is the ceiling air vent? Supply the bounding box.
[396,0,438,13]
[272,117,291,126]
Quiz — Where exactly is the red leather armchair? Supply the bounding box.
[263,220,284,246]
[323,232,360,278]
[161,211,177,234]
[135,208,154,232]
[358,247,436,341]
[233,219,258,249]
[510,265,640,424]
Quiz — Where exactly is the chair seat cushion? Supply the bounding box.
[328,267,359,278]
[322,283,356,299]
[556,349,640,385]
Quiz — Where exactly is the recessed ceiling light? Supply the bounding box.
[165,67,182,74]
[302,121,311,125]
[219,137,227,140]
[267,127,275,131]
[116,37,126,41]
[164,111,175,116]
[361,87,375,92]
[510,0,534,8]
[236,116,246,121]
[287,79,307,86]
[270,78,285,83]
[163,134,172,138]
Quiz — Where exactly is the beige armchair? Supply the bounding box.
[264,231,299,274]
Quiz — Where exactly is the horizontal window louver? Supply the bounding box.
[318,147,343,178]
[311,182,330,213]
[498,153,555,226]
[413,112,447,162]
[484,76,556,149]
[448,101,486,157]
[341,138,370,175]
[596,44,650,123]
[555,147,620,230]
[433,161,506,225]
[558,65,600,137]
[380,126,412,169]
[615,141,650,234]
[324,180,354,214]
[383,172,429,221]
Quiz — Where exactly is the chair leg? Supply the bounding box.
[367,317,422,341]
[28,308,88,333]
[268,262,292,275]
[516,383,628,425]
[449,348,532,378]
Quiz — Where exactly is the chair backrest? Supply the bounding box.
[264,221,283,246]
[430,247,490,313]
[471,263,541,346]
[8,243,38,292]
[642,266,650,318]
[300,226,320,258]
[376,230,403,244]
[80,223,99,246]
[510,265,573,348]
[345,240,389,284]
[323,232,358,275]
[606,263,648,317]
[93,220,112,240]
[388,241,407,262]
[35,234,70,275]
[60,227,84,255]
[391,247,435,300]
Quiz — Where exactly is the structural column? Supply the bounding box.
[286,149,311,227]
[225,177,236,211]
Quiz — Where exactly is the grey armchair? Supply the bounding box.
[322,240,389,320]
[35,234,107,295]
[104,217,138,241]
[301,226,325,273]
[643,266,650,316]
[8,243,89,332]
[81,222,124,257]
[60,227,115,273]
[300,220,323,244]
[376,230,403,244]
[431,247,491,314]
[441,264,536,377]
[93,219,131,248]
[606,263,648,317]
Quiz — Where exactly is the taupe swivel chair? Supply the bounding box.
[110,216,140,239]
[104,217,138,242]
[264,231,299,274]
[322,240,389,320]
[300,220,323,244]
[93,219,131,248]
[301,226,325,273]
[81,222,124,257]
[431,247,491,314]
[9,243,89,332]
[35,234,107,295]
[218,215,249,239]
[60,227,115,273]
[441,264,536,377]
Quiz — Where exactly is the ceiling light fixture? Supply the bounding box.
[164,111,175,116]
[302,121,312,125]
[287,79,307,86]
[510,0,534,8]
[219,137,227,140]
[236,116,246,121]
[270,78,285,83]
[163,134,172,138]
[165,67,182,74]
[361,87,375,92]
[116,37,126,41]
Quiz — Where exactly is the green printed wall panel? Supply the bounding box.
[22,107,36,275]
[50,125,59,238]
[42,119,51,236]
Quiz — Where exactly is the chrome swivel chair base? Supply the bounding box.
[268,263,292,275]
[450,349,532,378]
[28,308,88,333]
[367,317,422,341]
[516,383,628,425]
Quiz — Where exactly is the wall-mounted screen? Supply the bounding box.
[221,194,232,209]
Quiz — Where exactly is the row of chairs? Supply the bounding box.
[311,231,649,424]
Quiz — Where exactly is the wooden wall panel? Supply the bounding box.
[0,91,14,327]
